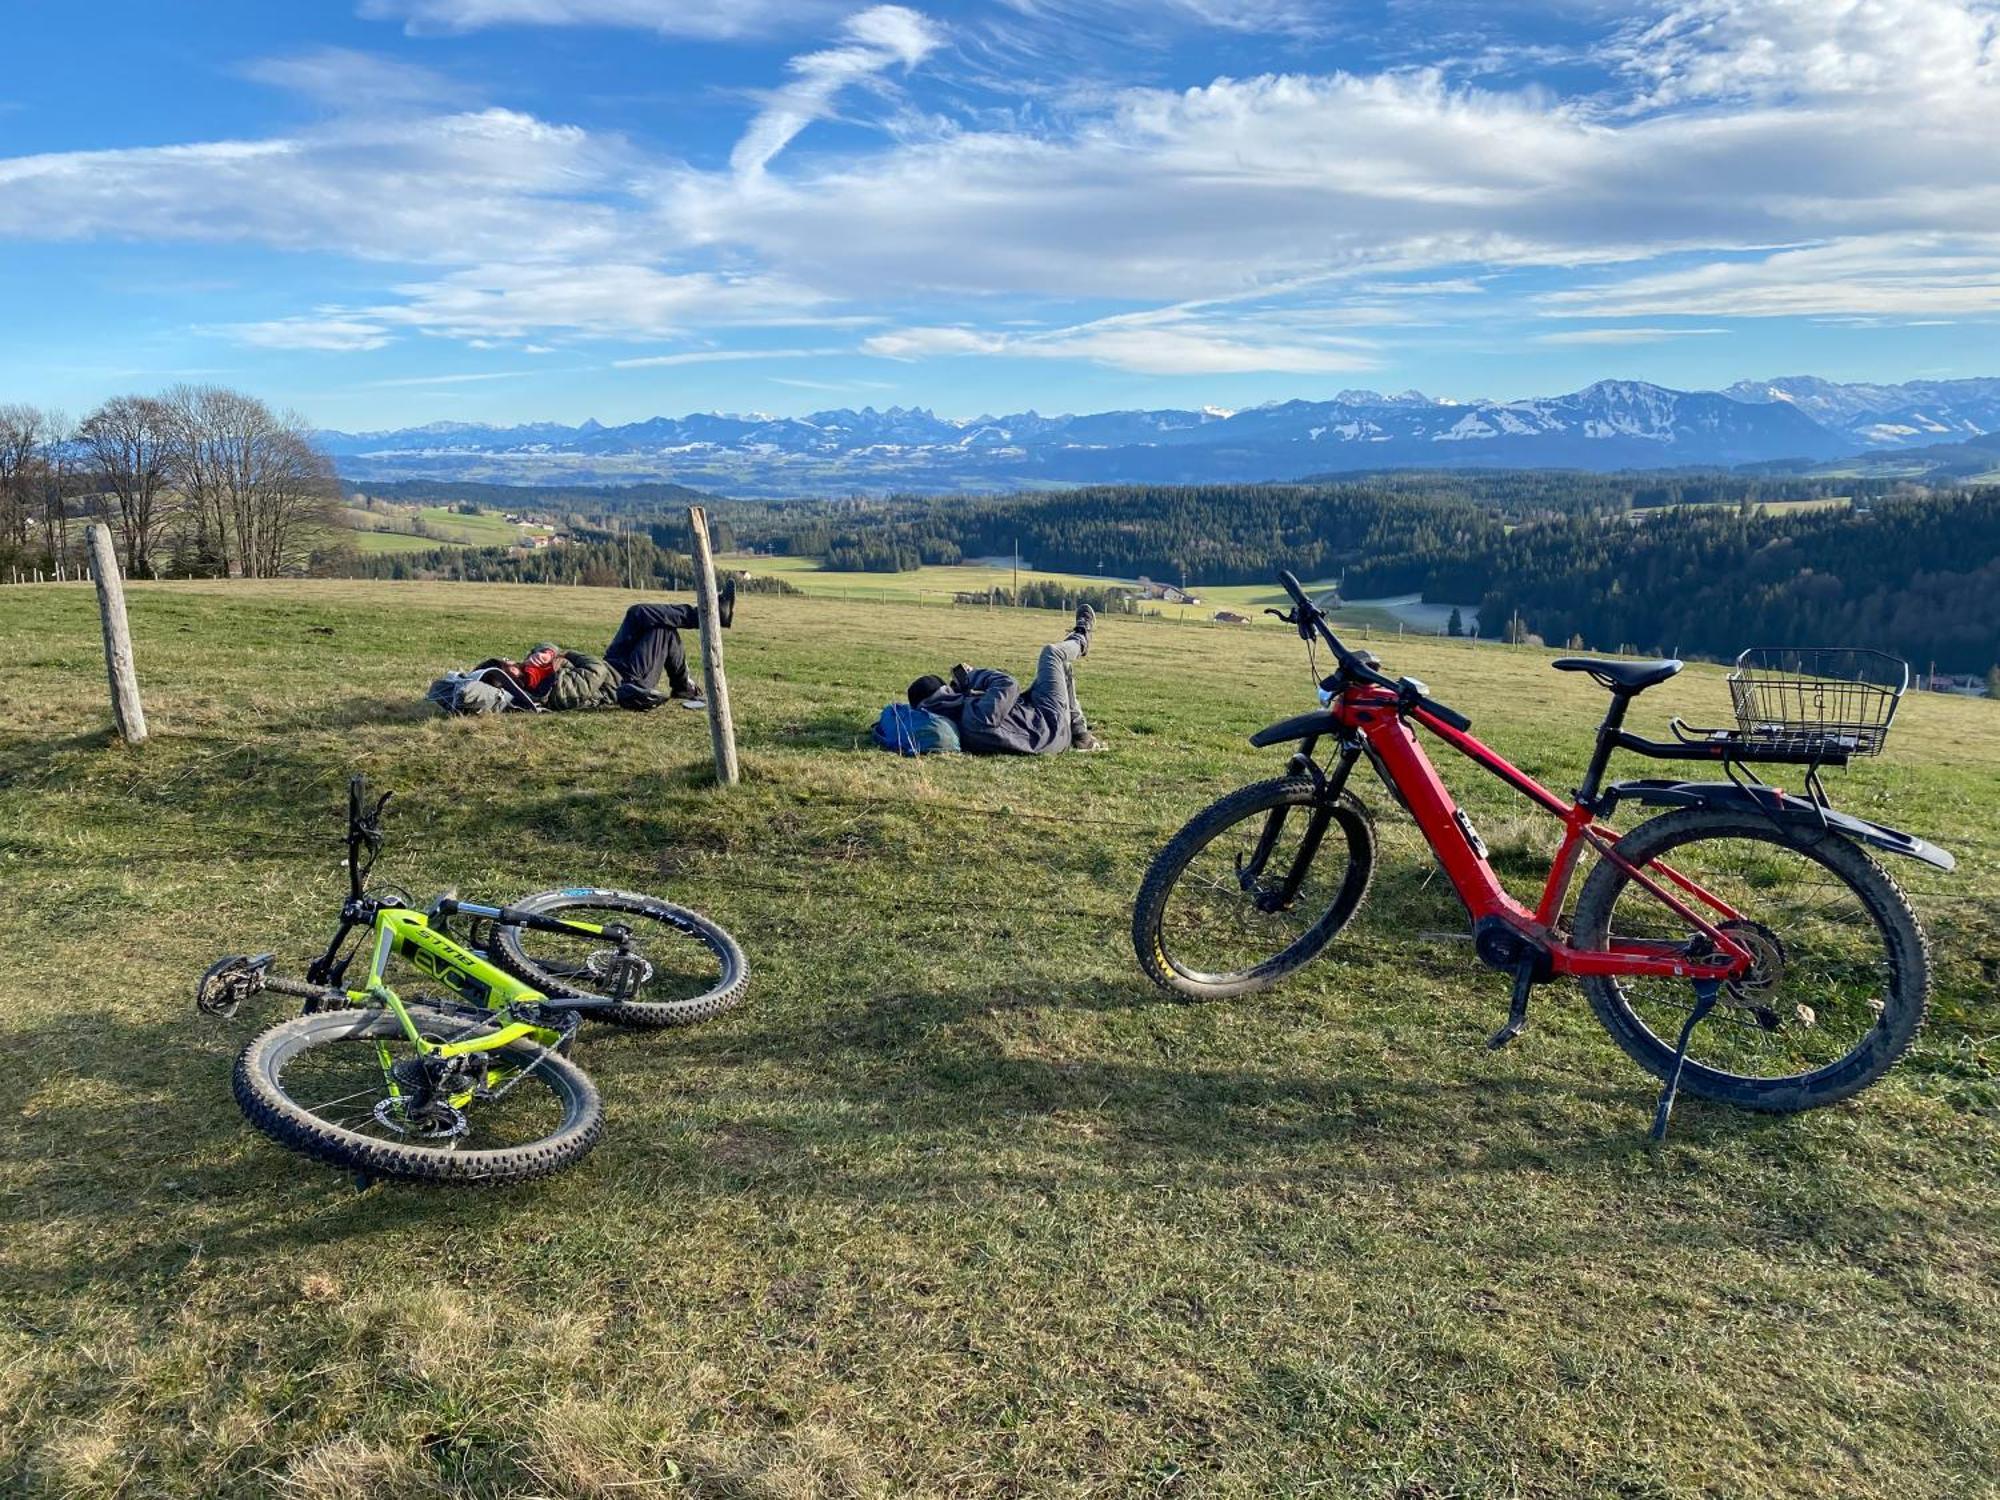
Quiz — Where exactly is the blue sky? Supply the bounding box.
[3,0,1996,429]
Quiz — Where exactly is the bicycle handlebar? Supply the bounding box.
[1274,570,1472,733]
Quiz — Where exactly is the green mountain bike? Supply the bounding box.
[197,775,748,1185]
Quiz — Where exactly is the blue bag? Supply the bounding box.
[872,703,961,756]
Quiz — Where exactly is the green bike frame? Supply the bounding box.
[348,905,569,1065]
[336,901,616,1113]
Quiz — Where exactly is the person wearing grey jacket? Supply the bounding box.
[907,605,1107,755]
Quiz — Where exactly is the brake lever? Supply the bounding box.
[1264,607,1295,625]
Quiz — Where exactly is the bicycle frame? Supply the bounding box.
[345,905,565,1063]
[1325,682,1755,982]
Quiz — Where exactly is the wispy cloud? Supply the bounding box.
[241,46,471,109]
[1533,326,1732,345]
[730,6,943,179]
[216,316,396,351]
[7,0,2000,390]
[360,368,549,386]
[612,346,837,368]
[357,0,848,41]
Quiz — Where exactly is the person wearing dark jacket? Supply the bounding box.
[908,604,1106,754]
[489,579,735,712]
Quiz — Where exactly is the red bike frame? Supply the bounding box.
[1333,681,1755,982]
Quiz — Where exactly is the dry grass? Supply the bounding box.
[1,579,1996,1497]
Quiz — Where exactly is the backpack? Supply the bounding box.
[427,667,542,716]
[872,703,960,756]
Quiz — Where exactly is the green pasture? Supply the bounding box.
[1,580,1996,1497]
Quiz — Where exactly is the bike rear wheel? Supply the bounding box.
[491,888,748,1027]
[1134,778,1374,999]
[1571,807,1928,1112]
[233,1006,603,1184]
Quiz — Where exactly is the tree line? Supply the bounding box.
[0,387,340,582]
[692,476,1996,676]
[347,528,802,597]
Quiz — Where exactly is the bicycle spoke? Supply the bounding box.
[1157,791,1363,983]
[276,1026,573,1154]
[1604,828,1897,1082]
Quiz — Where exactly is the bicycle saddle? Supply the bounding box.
[1551,657,1683,694]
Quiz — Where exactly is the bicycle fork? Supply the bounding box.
[1236,743,1361,908]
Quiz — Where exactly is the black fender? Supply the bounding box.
[1250,710,1341,748]
[1603,779,1955,872]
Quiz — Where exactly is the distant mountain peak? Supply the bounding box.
[315,373,2000,498]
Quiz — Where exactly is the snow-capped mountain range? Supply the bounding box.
[320,375,2000,497]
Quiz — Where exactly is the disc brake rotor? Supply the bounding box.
[372,1095,469,1139]
[1715,918,1810,1031]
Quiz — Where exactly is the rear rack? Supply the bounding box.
[1610,647,1909,778]
[1725,646,1907,759]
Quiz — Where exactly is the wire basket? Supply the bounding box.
[1727,647,1909,757]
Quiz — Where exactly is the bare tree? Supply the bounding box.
[35,410,78,578]
[79,396,173,577]
[162,385,340,578]
[0,403,40,562]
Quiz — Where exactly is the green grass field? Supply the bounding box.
[344,504,550,553]
[733,555,1412,632]
[2,580,1997,1497]
[346,528,468,556]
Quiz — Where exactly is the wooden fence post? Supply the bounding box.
[686,506,739,786]
[86,523,148,746]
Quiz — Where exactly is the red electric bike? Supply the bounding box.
[1134,570,1954,1137]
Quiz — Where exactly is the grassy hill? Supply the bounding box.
[1,580,1996,1497]
[730,555,1418,632]
[342,503,555,553]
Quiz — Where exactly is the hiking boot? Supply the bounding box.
[678,691,708,711]
[1072,602,1096,654]
[616,681,671,712]
[950,662,974,693]
[718,576,736,630]
[1072,730,1109,752]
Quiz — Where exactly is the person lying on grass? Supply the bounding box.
[489,579,735,713]
[908,603,1107,754]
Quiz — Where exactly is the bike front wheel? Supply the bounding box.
[1134,778,1374,999]
[1571,807,1929,1113]
[491,887,749,1027]
[233,1006,603,1184]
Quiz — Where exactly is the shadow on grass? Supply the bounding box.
[0,970,1945,1305]
[0,727,121,787]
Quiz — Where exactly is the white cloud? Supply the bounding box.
[0,109,627,265]
[361,368,545,386]
[7,0,2000,374]
[357,0,847,40]
[731,6,943,178]
[1610,0,2000,109]
[866,311,1376,373]
[1533,325,1732,344]
[1544,237,2000,319]
[218,317,395,351]
[374,263,832,340]
[241,46,471,109]
[612,346,837,368]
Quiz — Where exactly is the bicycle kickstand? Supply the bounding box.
[1487,958,1536,1050]
[1649,980,1722,1143]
